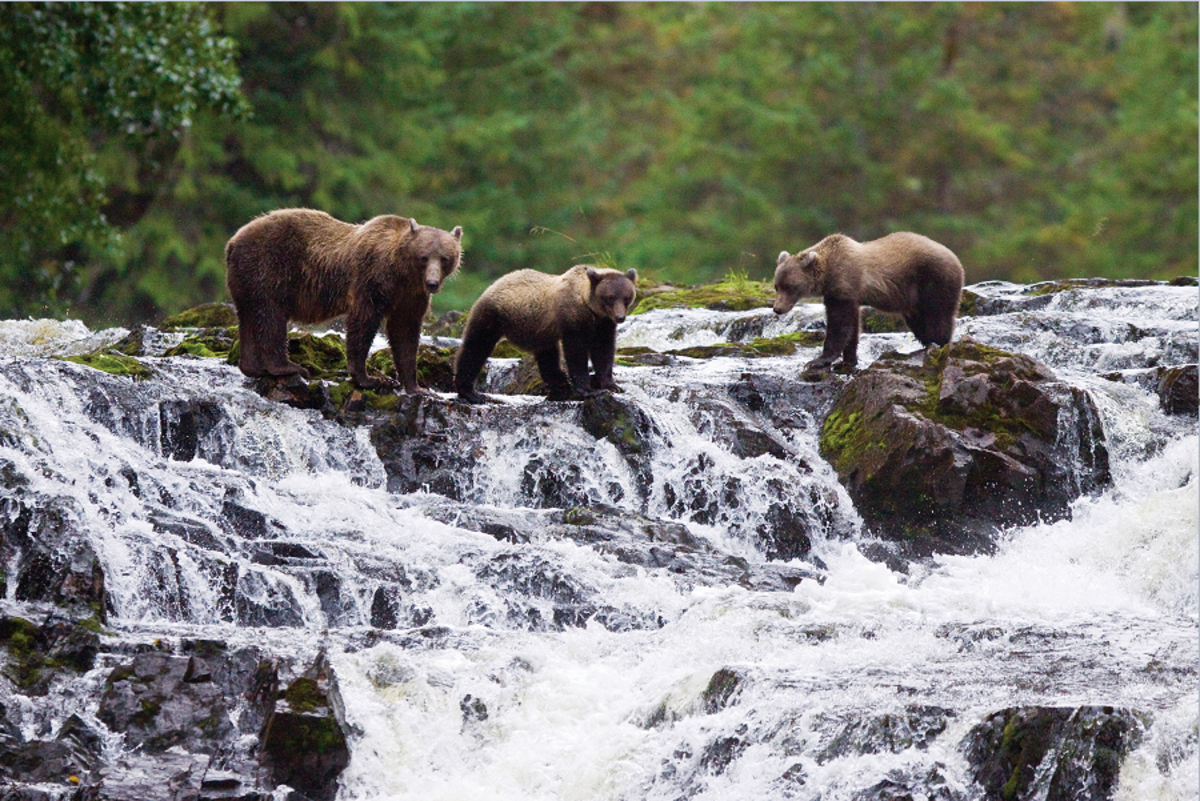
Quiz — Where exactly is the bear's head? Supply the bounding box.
[586,267,638,323]
[409,218,464,294]
[773,250,823,314]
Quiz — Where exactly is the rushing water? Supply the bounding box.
[0,280,1194,800]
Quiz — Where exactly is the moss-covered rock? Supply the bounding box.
[261,652,349,801]
[59,351,154,380]
[160,302,239,330]
[818,337,1111,555]
[163,329,238,361]
[964,706,1147,801]
[631,274,774,314]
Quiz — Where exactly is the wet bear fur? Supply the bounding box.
[773,232,964,372]
[454,265,638,403]
[225,208,462,391]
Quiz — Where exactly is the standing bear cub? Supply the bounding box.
[773,232,964,373]
[225,208,463,392]
[454,265,638,403]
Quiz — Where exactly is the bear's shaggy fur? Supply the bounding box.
[225,208,462,391]
[454,265,638,403]
[773,232,964,372]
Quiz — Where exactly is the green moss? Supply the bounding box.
[160,303,239,330]
[134,698,162,727]
[288,332,348,380]
[163,331,237,360]
[491,340,525,359]
[563,507,596,526]
[283,676,326,714]
[631,273,774,314]
[60,351,154,380]
[661,331,824,361]
[819,409,871,472]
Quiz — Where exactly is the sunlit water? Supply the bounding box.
[0,280,1194,800]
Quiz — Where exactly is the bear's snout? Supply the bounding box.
[426,278,441,293]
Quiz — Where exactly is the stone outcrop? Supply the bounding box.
[819,337,1111,556]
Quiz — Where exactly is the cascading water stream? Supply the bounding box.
[0,279,1193,800]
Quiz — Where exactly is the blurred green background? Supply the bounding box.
[2,2,1196,326]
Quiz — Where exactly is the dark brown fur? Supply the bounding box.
[225,208,462,391]
[454,264,638,403]
[773,232,964,372]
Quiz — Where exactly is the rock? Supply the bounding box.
[819,337,1112,556]
[814,706,956,764]
[260,652,350,801]
[0,495,107,621]
[1156,364,1197,415]
[963,705,1147,801]
[160,303,239,330]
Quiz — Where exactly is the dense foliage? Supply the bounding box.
[2,2,1196,325]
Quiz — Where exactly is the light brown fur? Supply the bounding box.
[454,265,637,403]
[774,232,964,371]
[225,208,462,391]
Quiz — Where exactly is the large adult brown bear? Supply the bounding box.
[454,265,638,403]
[225,208,463,392]
[773,232,964,373]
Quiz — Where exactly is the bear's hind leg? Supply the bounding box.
[454,324,502,404]
[242,306,307,379]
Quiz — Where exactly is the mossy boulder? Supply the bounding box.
[964,706,1147,801]
[59,350,154,380]
[819,337,1111,556]
[160,302,239,330]
[261,652,349,801]
[631,275,774,314]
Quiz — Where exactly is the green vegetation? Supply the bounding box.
[2,3,1195,327]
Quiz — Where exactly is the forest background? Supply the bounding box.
[1,1,1196,327]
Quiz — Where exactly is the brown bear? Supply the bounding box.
[454,265,638,403]
[773,232,964,373]
[225,208,463,392]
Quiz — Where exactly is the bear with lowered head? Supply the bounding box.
[225,208,463,392]
[454,264,638,403]
[773,232,964,373]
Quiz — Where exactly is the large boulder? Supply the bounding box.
[819,338,1111,556]
[963,705,1147,801]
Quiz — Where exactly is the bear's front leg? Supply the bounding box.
[588,328,621,392]
[534,348,575,401]
[561,338,600,399]
[346,309,395,390]
[806,297,859,373]
[387,314,428,395]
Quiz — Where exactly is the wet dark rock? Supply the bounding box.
[0,495,106,620]
[819,337,1111,556]
[815,706,955,764]
[851,765,964,801]
[701,667,747,713]
[160,399,226,462]
[0,713,102,787]
[963,705,1147,801]
[261,653,350,801]
[1156,363,1197,415]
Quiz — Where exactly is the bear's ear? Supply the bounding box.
[409,218,420,234]
[799,251,816,268]
[777,251,790,266]
[625,268,637,282]
[452,225,463,241]
[586,267,602,285]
